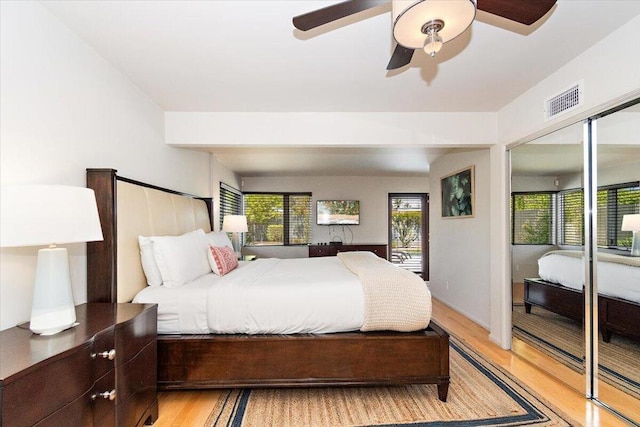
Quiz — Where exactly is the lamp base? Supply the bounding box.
[631,231,640,256]
[30,247,77,335]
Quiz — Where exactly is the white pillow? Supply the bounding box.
[151,229,211,288]
[205,231,234,249]
[138,236,163,286]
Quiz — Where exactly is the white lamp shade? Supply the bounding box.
[1,185,103,334]
[222,215,248,233]
[393,0,476,49]
[1,185,103,247]
[621,214,640,232]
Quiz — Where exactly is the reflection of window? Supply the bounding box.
[243,193,312,246]
[597,182,640,248]
[512,182,639,248]
[558,189,584,246]
[511,192,555,245]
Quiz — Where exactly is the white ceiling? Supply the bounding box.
[41,1,640,176]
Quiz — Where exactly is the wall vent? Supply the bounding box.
[544,81,583,121]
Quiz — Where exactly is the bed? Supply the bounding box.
[523,250,640,343]
[86,168,450,401]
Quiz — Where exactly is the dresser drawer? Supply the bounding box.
[309,245,338,257]
[93,327,116,380]
[116,340,158,427]
[114,305,157,366]
[1,342,94,427]
[33,389,94,427]
[93,370,117,426]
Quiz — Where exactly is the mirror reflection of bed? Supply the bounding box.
[510,108,640,411]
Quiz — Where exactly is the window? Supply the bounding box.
[243,192,312,246]
[558,188,584,246]
[597,182,640,248]
[511,192,555,244]
[219,183,242,227]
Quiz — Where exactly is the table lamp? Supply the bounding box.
[621,213,640,256]
[222,214,248,259]
[1,185,103,335]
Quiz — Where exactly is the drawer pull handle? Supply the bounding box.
[92,390,116,401]
[92,349,116,360]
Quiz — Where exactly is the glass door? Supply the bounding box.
[388,194,429,279]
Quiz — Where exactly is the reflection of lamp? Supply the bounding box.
[1,186,103,335]
[222,215,248,259]
[393,0,476,58]
[621,214,640,256]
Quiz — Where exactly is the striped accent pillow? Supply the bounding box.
[208,245,239,276]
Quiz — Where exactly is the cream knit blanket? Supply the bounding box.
[337,251,432,332]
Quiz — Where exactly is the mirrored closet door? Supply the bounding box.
[510,98,640,425]
[510,122,586,394]
[593,102,640,423]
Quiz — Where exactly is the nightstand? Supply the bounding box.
[0,303,158,427]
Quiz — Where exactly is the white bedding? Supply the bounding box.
[133,257,366,334]
[538,251,640,303]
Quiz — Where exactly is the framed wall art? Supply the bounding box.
[441,165,474,218]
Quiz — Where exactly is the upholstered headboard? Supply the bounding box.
[87,169,213,303]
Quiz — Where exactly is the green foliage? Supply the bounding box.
[244,194,282,244]
[392,211,421,248]
[266,224,283,242]
[512,193,553,244]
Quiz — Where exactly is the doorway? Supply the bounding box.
[388,193,429,279]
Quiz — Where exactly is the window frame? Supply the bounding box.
[243,192,312,246]
[596,181,640,249]
[219,182,243,229]
[511,191,556,245]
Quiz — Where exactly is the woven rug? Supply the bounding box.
[205,338,574,426]
[512,304,640,399]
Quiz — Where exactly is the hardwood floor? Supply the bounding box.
[153,298,635,426]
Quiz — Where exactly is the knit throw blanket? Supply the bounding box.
[337,251,432,332]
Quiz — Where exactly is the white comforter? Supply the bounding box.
[538,250,640,303]
[133,257,365,334]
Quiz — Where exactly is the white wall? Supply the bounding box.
[239,175,429,258]
[166,112,497,147]
[429,149,491,329]
[0,2,211,330]
[499,15,640,145]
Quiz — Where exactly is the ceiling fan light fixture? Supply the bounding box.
[422,19,444,57]
[393,0,476,53]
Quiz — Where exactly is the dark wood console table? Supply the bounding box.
[309,244,387,259]
[0,303,158,427]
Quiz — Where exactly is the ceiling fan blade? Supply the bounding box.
[386,44,414,70]
[293,0,387,31]
[477,0,556,25]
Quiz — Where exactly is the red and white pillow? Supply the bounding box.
[208,245,239,276]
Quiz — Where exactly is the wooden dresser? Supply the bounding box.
[308,244,387,258]
[0,303,158,427]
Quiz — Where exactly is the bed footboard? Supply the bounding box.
[157,322,450,401]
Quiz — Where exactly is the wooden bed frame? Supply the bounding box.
[86,169,450,401]
[524,277,640,343]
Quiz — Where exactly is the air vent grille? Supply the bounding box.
[545,82,583,120]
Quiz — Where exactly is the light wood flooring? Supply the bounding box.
[153,298,636,426]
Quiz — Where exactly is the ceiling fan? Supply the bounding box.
[293,0,557,70]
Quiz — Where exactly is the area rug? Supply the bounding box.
[205,338,574,426]
[512,305,640,400]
